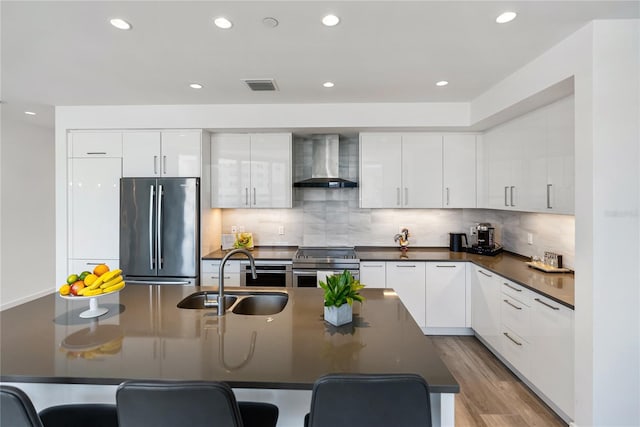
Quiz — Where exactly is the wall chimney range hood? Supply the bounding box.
[293,134,358,188]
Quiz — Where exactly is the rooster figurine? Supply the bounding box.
[394,228,410,252]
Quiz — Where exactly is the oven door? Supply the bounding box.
[293,269,359,288]
[240,261,292,287]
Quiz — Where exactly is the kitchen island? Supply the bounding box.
[0,285,458,426]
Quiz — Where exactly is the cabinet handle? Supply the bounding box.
[547,184,553,209]
[504,186,509,206]
[446,187,450,206]
[535,298,560,310]
[479,270,492,277]
[362,264,384,268]
[503,282,522,292]
[510,186,515,206]
[154,155,158,174]
[396,188,401,206]
[397,264,416,268]
[163,155,167,174]
[245,188,249,206]
[404,188,408,206]
[85,262,105,266]
[86,152,107,155]
[503,332,523,346]
[253,188,257,205]
[436,265,456,268]
[503,299,522,310]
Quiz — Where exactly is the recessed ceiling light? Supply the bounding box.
[322,14,340,27]
[436,80,449,87]
[189,83,203,89]
[110,18,132,30]
[323,82,335,88]
[24,111,37,116]
[496,11,517,24]
[262,17,279,28]
[214,17,233,29]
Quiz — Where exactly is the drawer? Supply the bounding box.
[501,294,531,339]
[69,259,119,275]
[500,278,532,305]
[71,132,123,158]
[201,260,240,273]
[200,272,240,286]
[501,326,531,378]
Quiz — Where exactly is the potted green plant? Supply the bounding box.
[319,270,365,326]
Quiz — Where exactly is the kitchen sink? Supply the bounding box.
[231,294,289,316]
[177,291,288,315]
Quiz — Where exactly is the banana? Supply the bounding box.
[103,281,125,294]
[99,269,122,283]
[76,286,89,296]
[100,275,123,289]
[83,288,104,296]
[91,274,106,289]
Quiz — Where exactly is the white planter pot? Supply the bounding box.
[324,304,352,326]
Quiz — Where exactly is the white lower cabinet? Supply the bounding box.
[359,262,386,288]
[529,294,574,419]
[425,262,466,328]
[500,280,532,378]
[385,262,426,328]
[470,266,502,352]
[200,260,240,286]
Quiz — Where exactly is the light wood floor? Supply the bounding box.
[430,336,567,427]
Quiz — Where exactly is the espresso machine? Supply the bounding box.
[467,223,503,256]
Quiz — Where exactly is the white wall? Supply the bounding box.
[1,111,55,309]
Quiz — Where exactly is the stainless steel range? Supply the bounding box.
[292,247,360,287]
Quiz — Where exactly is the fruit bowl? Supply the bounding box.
[59,286,125,318]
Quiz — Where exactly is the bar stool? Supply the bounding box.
[39,404,118,427]
[305,373,432,427]
[1,385,44,427]
[116,380,278,427]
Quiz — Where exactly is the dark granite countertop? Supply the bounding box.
[203,246,574,309]
[0,285,459,394]
[356,247,575,309]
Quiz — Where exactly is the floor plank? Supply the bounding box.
[429,336,567,427]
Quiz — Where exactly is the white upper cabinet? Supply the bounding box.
[211,133,292,208]
[482,96,574,213]
[70,132,122,158]
[359,133,402,208]
[443,135,477,208]
[360,133,443,208]
[123,130,201,177]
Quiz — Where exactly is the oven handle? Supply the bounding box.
[293,270,321,277]
[249,269,289,275]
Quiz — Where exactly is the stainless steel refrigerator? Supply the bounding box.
[120,177,199,285]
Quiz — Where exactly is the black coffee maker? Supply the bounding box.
[467,223,503,256]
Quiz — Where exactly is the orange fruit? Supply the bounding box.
[93,264,109,277]
[59,284,71,296]
[84,274,98,286]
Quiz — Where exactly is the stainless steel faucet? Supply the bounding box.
[218,248,257,315]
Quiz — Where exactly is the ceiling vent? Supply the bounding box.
[243,79,278,91]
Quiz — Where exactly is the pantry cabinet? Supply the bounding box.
[385,262,426,328]
[211,133,292,208]
[70,131,123,158]
[122,130,201,177]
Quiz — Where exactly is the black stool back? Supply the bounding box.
[0,385,44,427]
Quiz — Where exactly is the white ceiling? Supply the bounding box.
[1,1,638,128]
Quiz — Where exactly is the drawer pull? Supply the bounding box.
[362,264,384,268]
[86,152,107,155]
[436,265,456,268]
[478,270,492,277]
[503,332,523,346]
[397,265,416,268]
[535,298,560,310]
[503,299,522,310]
[503,283,522,292]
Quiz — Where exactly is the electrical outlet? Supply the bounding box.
[278,225,285,235]
[527,233,534,245]
[231,225,237,233]
[238,225,245,232]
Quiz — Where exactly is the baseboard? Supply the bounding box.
[423,327,474,336]
[1,288,52,311]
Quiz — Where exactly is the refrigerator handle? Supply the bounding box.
[157,184,164,269]
[149,185,155,270]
